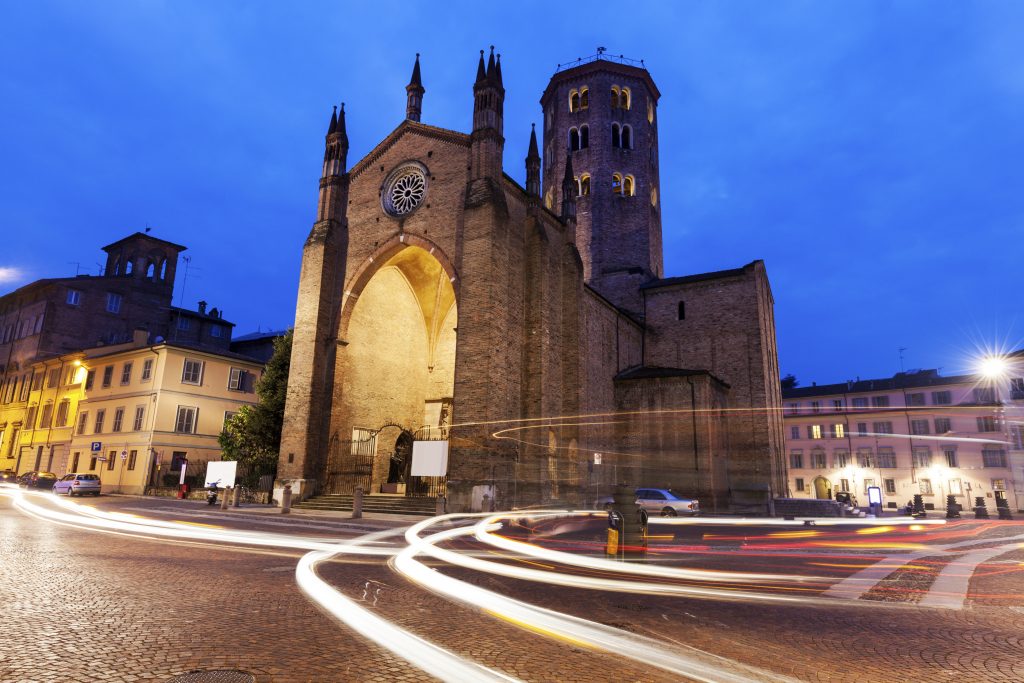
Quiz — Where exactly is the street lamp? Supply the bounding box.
[979,355,1009,381]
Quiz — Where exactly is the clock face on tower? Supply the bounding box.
[382,163,427,216]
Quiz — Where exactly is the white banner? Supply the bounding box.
[411,441,449,477]
[205,460,237,488]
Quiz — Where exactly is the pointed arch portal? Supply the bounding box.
[331,244,457,495]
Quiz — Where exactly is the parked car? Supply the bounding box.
[52,473,101,497]
[596,488,700,517]
[18,471,59,490]
[0,469,18,484]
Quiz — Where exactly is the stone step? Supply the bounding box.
[293,494,437,516]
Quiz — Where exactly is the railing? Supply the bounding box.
[555,49,646,73]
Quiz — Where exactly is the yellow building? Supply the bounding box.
[1,332,263,494]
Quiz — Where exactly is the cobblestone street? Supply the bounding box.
[3,494,1024,682]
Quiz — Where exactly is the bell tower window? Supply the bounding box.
[621,125,632,149]
[612,173,622,195]
[623,175,635,196]
[611,123,621,148]
[580,125,589,149]
[569,127,580,151]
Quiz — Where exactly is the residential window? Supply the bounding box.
[943,447,958,468]
[839,478,850,492]
[790,426,800,440]
[973,387,995,403]
[71,452,80,472]
[106,293,122,314]
[934,418,951,434]
[127,449,137,471]
[228,367,246,391]
[931,391,952,405]
[85,370,95,391]
[223,411,237,428]
[852,397,868,408]
[66,289,81,306]
[872,421,893,435]
[906,393,925,407]
[982,449,1007,468]
[177,316,190,331]
[171,452,187,470]
[810,401,820,414]
[877,448,897,468]
[949,478,963,495]
[26,406,37,429]
[810,425,822,440]
[912,448,932,468]
[63,366,77,385]
[47,368,60,388]
[112,407,124,432]
[856,448,873,468]
[832,399,843,411]
[181,359,203,385]
[39,403,53,428]
[884,479,896,494]
[141,359,153,382]
[787,403,799,416]
[833,450,850,468]
[94,409,106,433]
[210,324,223,338]
[77,411,89,435]
[919,478,933,495]
[20,375,31,401]
[832,424,845,439]
[107,450,116,471]
[120,362,132,385]
[857,422,868,437]
[32,372,43,391]
[810,450,827,468]
[789,451,804,469]
[863,478,876,494]
[910,419,930,435]
[89,456,97,470]
[132,406,145,432]
[871,396,890,408]
[991,478,1007,490]
[976,416,997,432]
[795,478,805,492]
[175,406,197,434]
[1012,425,1024,450]
[102,365,114,388]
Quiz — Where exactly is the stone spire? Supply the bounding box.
[560,149,576,221]
[322,104,347,178]
[525,124,540,197]
[406,53,425,122]
[470,47,505,182]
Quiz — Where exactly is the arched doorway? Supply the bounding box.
[813,476,832,500]
[335,244,457,496]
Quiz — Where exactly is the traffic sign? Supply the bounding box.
[593,452,602,465]
[90,441,102,452]
[120,450,128,461]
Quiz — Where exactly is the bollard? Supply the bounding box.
[912,493,926,518]
[945,494,960,519]
[435,495,446,516]
[996,498,1013,520]
[352,487,363,519]
[232,485,241,508]
[220,487,230,510]
[973,496,989,519]
[281,484,292,514]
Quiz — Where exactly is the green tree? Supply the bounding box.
[219,329,292,483]
[781,374,799,390]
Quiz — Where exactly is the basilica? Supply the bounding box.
[277,49,786,512]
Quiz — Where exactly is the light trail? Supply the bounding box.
[396,514,801,683]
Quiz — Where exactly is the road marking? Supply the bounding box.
[918,543,1021,609]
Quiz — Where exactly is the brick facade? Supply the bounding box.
[279,52,785,511]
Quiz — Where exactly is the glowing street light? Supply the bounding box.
[978,355,1009,380]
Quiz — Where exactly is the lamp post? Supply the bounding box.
[976,353,1017,512]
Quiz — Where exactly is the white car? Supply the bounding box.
[52,473,101,497]
[597,488,700,517]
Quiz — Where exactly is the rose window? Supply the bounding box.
[383,166,427,216]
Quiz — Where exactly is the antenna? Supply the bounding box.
[898,347,908,373]
[95,262,105,276]
[67,262,81,276]
[178,255,192,307]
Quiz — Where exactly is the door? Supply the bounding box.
[813,476,832,500]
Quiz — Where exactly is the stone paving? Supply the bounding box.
[2,495,1024,682]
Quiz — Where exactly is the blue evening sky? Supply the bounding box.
[1,1,1021,385]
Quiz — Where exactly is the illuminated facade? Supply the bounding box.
[0,336,263,494]
[279,51,786,512]
[782,365,1024,512]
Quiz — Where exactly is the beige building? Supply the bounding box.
[782,364,1024,512]
[2,332,262,494]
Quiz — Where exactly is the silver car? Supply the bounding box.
[53,473,101,497]
[635,488,699,517]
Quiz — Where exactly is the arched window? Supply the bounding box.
[579,125,589,149]
[611,123,621,148]
[610,86,620,108]
[580,174,591,196]
[621,125,632,149]
[159,259,168,280]
[650,187,658,207]
[647,98,654,123]
[678,301,685,320]
[125,259,133,275]
[579,87,589,110]
[612,173,622,195]
[569,90,580,113]
[112,258,121,276]
[544,187,554,210]
[145,261,155,279]
[569,127,580,151]
[620,87,631,110]
[623,175,635,196]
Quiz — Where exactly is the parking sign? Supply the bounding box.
[90,441,102,452]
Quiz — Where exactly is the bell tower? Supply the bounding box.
[540,54,662,317]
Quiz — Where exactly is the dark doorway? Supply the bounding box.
[388,431,414,484]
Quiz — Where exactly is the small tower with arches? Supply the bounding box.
[540,52,662,317]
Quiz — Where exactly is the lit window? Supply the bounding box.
[569,90,580,112]
[620,87,631,110]
[610,86,620,108]
[622,175,635,196]
[833,424,845,439]
[612,173,622,194]
[811,425,822,440]
[579,87,589,110]
[579,174,591,196]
